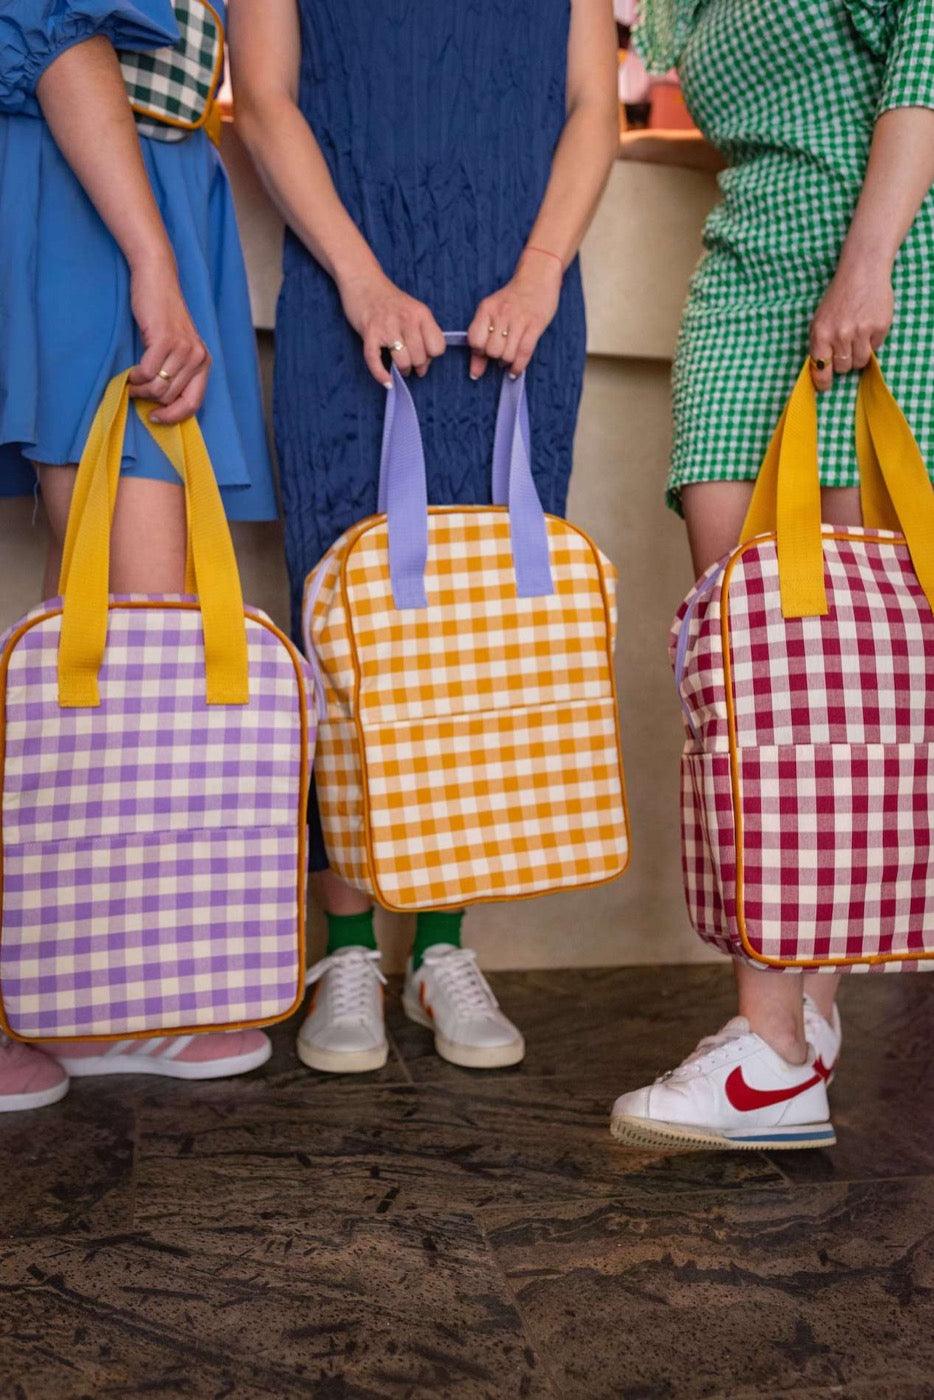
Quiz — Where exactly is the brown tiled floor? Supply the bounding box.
[1,966,931,1399]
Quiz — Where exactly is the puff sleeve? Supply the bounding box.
[0,0,178,114]
[878,0,934,114]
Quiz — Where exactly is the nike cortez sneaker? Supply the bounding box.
[402,946,525,1069]
[297,947,388,1074]
[610,1016,835,1152]
[0,1034,69,1112]
[803,995,842,1083]
[46,1030,272,1080]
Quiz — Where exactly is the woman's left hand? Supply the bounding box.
[809,254,895,391]
[467,250,563,380]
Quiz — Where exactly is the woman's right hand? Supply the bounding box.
[127,257,211,424]
[338,268,446,386]
[808,251,894,392]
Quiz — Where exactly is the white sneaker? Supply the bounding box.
[296,948,388,1074]
[803,995,842,1082]
[45,1030,271,1080]
[610,1016,835,1152]
[402,946,525,1069]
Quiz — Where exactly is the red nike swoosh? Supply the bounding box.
[725,1058,830,1112]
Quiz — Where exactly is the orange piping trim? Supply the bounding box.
[721,530,930,969]
[331,507,631,912]
[0,599,310,1043]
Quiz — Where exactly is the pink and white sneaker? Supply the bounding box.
[0,1034,69,1112]
[43,1029,271,1081]
[610,1016,835,1152]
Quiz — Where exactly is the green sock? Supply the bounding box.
[325,909,377,955]
[412,910,464,969]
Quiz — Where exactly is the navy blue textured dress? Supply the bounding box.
[274,0,586,639]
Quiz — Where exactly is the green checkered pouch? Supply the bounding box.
[119,0,224,144]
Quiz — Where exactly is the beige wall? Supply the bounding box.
[0,152,724,971]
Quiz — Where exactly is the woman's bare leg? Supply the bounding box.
[680,482,858,1062]
[310,869,372,917]
[37,466,187,595]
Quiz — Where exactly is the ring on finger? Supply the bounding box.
[811,356,829,371]
[501,327,510,338]
[157,367,173,383]
[487,322,496,335]
[389,339,406,353]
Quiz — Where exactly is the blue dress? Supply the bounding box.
[0,0,277,521]
[275,0,586,635]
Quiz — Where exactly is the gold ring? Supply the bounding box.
[390,340,405,353]
[157,368,173,383]
[811,357,828,371]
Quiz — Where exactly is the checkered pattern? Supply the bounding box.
[0,599,314,1040]
[680,750,735,960]
[120,1,222,143]
[673,531,934,970]
[304,509,629,909]
[633,0,934,511]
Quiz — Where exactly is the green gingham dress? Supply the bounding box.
[634,0,934,511]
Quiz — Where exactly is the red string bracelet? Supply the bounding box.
[524,244,564,270]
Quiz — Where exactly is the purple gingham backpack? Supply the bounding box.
[673,358,934,973]
[0,374,315,1042]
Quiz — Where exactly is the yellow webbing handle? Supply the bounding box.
[141,410,250,703]
[739,356,934,618]
[58,374,125,597]
[204,98,223,147]
[57,372,249,707]
[739,360,827,618]
[59,376,197,598]
[855,393,901,535]
[857,357,934,613]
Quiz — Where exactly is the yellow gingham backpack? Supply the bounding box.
[303,335,630,911]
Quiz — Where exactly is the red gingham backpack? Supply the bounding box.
[673,358,934,972]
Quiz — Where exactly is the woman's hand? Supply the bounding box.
[339,268,446,386]
[809,253,894,392]
[128,257,211,424]
[467,250,563,380]
[36,40,209,426]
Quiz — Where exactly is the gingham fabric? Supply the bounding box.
[672,530,934,971]
[304,510,629,910]
[120,0,222,143]
[633,0,934,511]
[0,598,314,1040]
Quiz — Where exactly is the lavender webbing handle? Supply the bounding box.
[377,331,555,610]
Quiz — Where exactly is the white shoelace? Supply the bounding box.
[422,948,497,1014]
[306,949,386,1020]
[658,1018,749,1084]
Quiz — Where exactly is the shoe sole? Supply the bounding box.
[296,1039,389,1074]
[57,1042,272,1081]
[610,1113,836,1152]
[0,1077,69,1112]
[402,996,525,1069]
